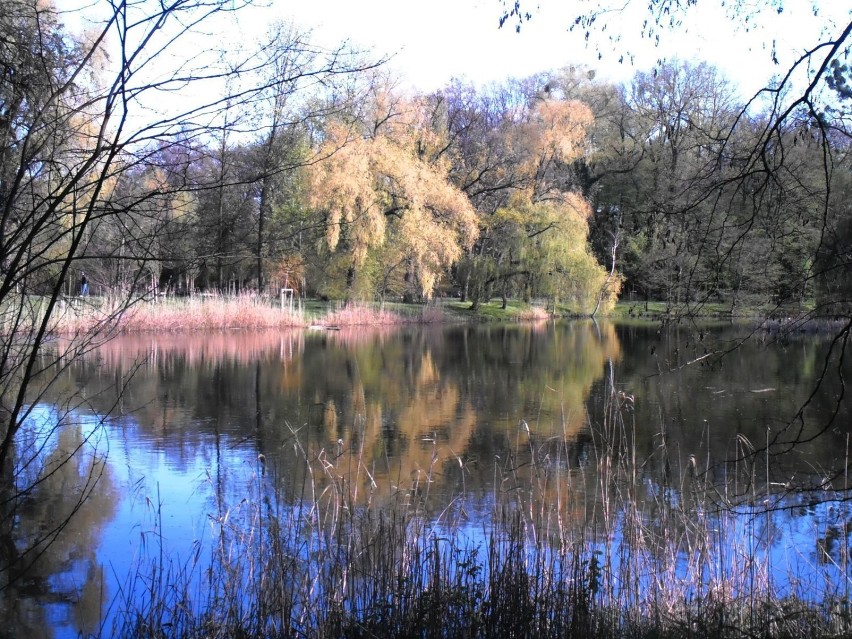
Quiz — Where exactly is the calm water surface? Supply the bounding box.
[3,320,850,637]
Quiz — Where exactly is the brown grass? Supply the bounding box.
[316,302,445,327]
[48,298,450,335]
[49,294,306,335]
[123,295,307,331]
[515,304,551,321]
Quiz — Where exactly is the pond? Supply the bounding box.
[1,320,850,638]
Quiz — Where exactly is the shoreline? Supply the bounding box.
[12,294,848,336]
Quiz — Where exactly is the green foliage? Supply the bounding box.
[466,195,614,314]
[813,167,852,314]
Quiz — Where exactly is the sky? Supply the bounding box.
[55,0,850,115]
[233,0,851,97]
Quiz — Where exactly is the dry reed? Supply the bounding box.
[316,302,445,327]
[105,383,852,639]
[45,297,451,335]
[43,294,307,334]
[515,304,551,322]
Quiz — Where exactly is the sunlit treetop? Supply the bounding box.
[306,94,479,298]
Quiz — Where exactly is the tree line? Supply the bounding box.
[5,3,850,320]
[67,66,618,314]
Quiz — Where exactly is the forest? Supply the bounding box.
[4,0,849,322]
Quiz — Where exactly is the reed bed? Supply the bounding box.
[127,295,306,332]
[43,297,451,335]
[515,304,551,322]
[104,387,852,639]
[40,294,308,335]
[128,296,310,331]
[316,302,445,327]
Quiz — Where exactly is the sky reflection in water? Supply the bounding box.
[3,321,850,637]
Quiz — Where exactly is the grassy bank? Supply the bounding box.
[106,388,851,639]
[609,300,750,321]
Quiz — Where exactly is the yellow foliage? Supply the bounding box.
[559,191,593,221]
[307,122,386,260]
[307,99,478,298]
[528,99,594,164]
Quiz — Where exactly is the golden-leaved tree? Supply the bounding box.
[306,91,479,300]
[443,88,619,313]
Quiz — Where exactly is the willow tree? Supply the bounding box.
[439,89,617,312]
[244,21,379,293]
[487,192,618,313]
[306,91,479,300]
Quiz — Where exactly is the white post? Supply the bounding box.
[281,288,294,313]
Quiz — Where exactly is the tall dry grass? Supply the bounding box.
[106,383,852,639]
[515,304,551,322]
[46,297,451,335]
[123,295,307,331]
[48,294,306,335]
[316,302,445,327]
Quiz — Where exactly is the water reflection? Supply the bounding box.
[67,322,621,509]
[0,408,115,639]
[611,322,851,487]
[1,320,849,637]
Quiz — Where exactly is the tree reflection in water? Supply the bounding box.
[1,407,116,639]
[3,321,849,637]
